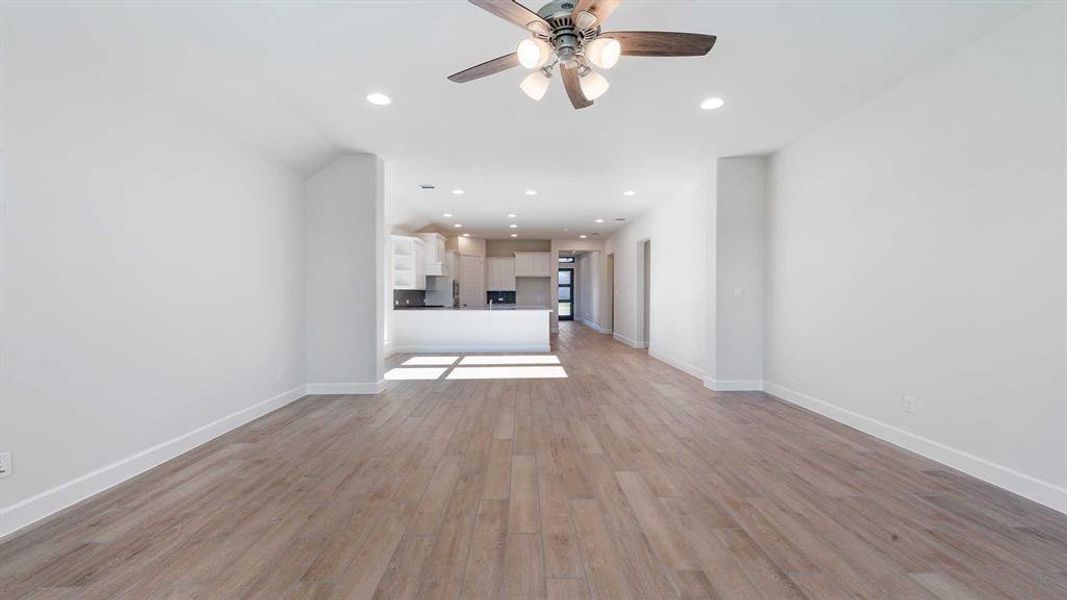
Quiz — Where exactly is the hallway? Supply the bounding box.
[2,322,1066,598]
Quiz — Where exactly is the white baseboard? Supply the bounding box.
[389,344,550,354]
[704,378,764,392]
[612,332,647,349]
[648,348,705,380]
[305,380,387,395]
[763,381,1067,515]
[0,385,308,539]
[578,318,611,334]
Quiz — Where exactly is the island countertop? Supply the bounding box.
[394,306,552,311]
[391,306,551,352]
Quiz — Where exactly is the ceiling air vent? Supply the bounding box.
[614,218,626,222]
[419,184,436,190]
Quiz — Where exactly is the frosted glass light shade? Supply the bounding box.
[579,70,610,100]
[517,38,552,69]
[520,70,551,101]
[585,37,621,69]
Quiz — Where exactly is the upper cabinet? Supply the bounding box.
[391,235,427,290]
[416,233,449,277]
[514,251,552,277]
[487,257,516,291]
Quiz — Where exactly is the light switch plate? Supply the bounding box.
[903,394,916,414]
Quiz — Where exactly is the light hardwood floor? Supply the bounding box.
[2,322,1066,599]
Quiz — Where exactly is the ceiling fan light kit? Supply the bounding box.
[520,69,552,100]
[584,37,621,69]
[449,0,717,110]
[579,68,609,100]
[516,38,553,68]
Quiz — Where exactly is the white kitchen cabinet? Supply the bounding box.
[416,233,449,276]
[533,252,551,276]
[514,252,552,277]
[487,257,516,291]
[391,235,427,290]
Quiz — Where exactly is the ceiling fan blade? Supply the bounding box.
[572,0,622,29]
[447,53,521,83]
[560,64,593,110]
[600,31,717,57]
[469,0,551,33]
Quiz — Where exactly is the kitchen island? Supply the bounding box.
[391,307,551,353]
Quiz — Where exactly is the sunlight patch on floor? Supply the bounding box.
[384,367,449,381]
[402,356,459,366]
[458,355,561,366]
[446,366,568,380]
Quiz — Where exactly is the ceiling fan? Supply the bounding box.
[448,0,717,109]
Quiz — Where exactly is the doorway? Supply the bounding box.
[558,267,574,321]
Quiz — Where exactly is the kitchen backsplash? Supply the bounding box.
[393,289,426,307]
[487,291,516,304]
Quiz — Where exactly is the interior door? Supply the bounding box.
[459,255,485,308]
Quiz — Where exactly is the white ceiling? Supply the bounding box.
[9,1,1031,239]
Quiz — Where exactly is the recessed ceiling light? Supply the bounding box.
[595,219,604,223]
[452,189,465,195]
[507,213,517,218]
[579,234,588,239]
[510,233,518,238]
[622,190,636,196]
[700,97,725,110]
[509,224,518,229]
[525,189,537,196]
[443,212,453,218]
[462,233,470,237]
[453,223,462,228]
[366,92,391,106]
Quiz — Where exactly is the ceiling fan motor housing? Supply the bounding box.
[536,1,578,21]
[536,1,598,67]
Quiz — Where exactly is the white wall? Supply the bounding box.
[575,253,595,325]
[0,25,307,535]
[764,3,1066,511]
[305,155,385,393]
[606,180,712,378]
[709,157,767,390]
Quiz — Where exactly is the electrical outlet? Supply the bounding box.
[903,394,916,414]
[0,452,11,478]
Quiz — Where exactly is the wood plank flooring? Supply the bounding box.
[2,322,1066,598]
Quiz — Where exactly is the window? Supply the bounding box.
[558,267,574,321]
[558,256,575,263]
